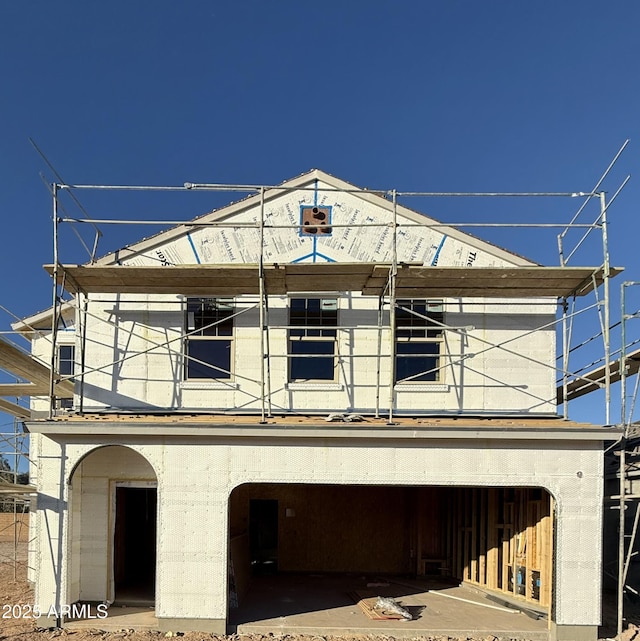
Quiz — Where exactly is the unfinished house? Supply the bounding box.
[8,170,620,640]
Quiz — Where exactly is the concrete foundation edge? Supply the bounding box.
[37,615,59,629]
[238,625,548,640]
[550,623,598,641]
[157,617,226,634]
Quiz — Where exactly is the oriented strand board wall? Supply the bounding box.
[230,484,414,574]
[415,486,447,565]
[0,512,30,542]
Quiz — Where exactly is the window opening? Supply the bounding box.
[289,298,338,381]
[395,299,444,383]
[56,344,75,409]
[185,298,234,379]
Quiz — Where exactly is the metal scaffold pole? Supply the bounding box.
[617,281,640,638]
[375,293,384,419]
[601,191,612,426]
[618,430,627,636]
[13,416,18,580]
[48,183,60,420]
[258,187,269,423]
[79,294,88,415]
[561,297,569,419]
[387,190,398,425]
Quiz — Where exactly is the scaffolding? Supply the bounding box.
[0,141,634,627]
[0,404,35,579]
[0,303,68,579]
[611,281,640,636]
[553,282,640,637]
[35,168,625,422]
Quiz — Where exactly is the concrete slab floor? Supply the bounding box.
[65,607,158,631]
[230,575,549,640]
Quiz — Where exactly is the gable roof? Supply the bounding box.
[18,169,622,328]
[94,169,536,268]
[11,301,75,335]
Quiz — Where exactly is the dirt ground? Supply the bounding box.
[0,543,627,641]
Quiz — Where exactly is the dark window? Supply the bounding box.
[58,345,75,378]
[289,298,337,381]
[56,344,75,409]
[185,298,234,380]
[395,300,444,383]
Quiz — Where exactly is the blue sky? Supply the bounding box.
[0,1,639,455]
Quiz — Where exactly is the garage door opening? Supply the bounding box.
[228,483,553,634]
[114,486,157,605]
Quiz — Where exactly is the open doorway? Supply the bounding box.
[67,446,158,608]
[113,485,157,605]
[249,499,278,575]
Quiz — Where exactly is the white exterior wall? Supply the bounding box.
[68,465,81,603]
[30,327,76,415]
[78,294,183,411]
[75,293,556,415]
[33,433,602,628]
[71,448,156,601]
[27,432,40,584]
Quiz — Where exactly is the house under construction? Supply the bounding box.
[0,166,629,641]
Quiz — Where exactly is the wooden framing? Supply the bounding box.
[0,398,30,419]
[558,345,640,402]
[437,487,553,609]
[0,338,74,398]
[0,383,49,396]
[45,263,620,299]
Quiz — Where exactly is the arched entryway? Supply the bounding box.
[68,446,158,607]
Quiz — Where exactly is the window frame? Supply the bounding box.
[394,299,445,385]
[184,297,235,381]
[288,297,339,383]
[56,342,76,409]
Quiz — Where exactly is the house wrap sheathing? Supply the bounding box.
[18,170,617,641]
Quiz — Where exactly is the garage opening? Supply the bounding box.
[114,486,157,605]
[228,483,553,632]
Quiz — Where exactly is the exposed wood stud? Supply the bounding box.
[447,487,552,612]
